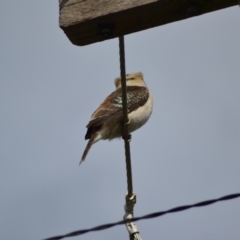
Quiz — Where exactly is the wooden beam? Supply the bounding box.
[59,0,238,46]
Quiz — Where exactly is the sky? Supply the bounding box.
[0,2,240,240]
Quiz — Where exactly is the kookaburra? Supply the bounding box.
[80,72,153,164]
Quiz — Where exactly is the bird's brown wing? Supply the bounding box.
[85,86,149,139]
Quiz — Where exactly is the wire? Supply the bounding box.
[42,192,240,240]
[119,36,133,198]
[119,36,141,240]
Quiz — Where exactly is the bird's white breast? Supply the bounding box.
[128,93,153,133]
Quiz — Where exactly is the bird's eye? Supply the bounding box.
[127,77,135,80]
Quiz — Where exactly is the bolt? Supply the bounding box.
[101,28,111,38]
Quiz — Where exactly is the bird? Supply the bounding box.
[80,72,153,164]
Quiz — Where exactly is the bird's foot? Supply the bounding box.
[122,133,131,142]
[127,134,132,142]
[125,118,131,126]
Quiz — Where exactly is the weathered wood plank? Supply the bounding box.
[59,0,238,46]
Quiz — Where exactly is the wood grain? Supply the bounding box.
[59,0,238,46]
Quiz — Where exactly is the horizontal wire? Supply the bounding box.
[42,192,240,240]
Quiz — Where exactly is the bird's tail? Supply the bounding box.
[80,133,96,165]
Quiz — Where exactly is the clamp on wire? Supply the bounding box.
[125,193,136,212]
[124,193,140,236]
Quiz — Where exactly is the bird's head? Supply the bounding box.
[114,72,146,88]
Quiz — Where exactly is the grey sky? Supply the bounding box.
[0,2,240,240]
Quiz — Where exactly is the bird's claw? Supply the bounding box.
[125,118,131,126]
[127,134,132,142]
